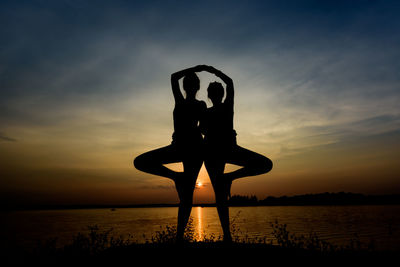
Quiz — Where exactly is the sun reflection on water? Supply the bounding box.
[197,207,203,241]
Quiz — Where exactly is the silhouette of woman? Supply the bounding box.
[200,65,273,242]
[134,65,207,242]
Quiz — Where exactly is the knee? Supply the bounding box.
[261,157,273,173]
[252,156,273,174]
[133,153,149,171]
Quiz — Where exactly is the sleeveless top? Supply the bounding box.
[172,100,204,148]
[202,103,237,150]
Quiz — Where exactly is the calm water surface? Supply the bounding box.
[2,205,400,251]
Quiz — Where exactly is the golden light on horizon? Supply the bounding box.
[195,164,210,190]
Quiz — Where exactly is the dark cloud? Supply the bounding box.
[0,132,16,142]
[138,184,175,190]
[1,0,399,97]
[1,0,400,203]
[1,0,399,136]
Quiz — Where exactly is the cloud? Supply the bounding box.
[3,0,399,162]
[1,0,400,203]
[0,132,16,142]
[138,184,175,190]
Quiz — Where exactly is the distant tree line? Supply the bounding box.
[7,192,400,210]
[228,195,259,206]
[228,192,400,206]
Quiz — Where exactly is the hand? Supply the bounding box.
[204,65,219,74]
[191,65,221,75]
[192,64,209,72]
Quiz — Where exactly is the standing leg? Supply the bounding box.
[205,159,232,242]
[134,145,202,242]
[176,158,203,243]
[204,145,272,242]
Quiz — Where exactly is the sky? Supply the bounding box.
[1,0,400,206]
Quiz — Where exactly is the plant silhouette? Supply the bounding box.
[134,65,272,242]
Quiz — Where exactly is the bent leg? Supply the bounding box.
[203,145,272,242]
[133,145,183,180]
[224,145,273,181]
[135,145,204,242]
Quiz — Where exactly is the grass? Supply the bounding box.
[3,219,397,265]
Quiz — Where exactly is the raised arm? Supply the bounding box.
[205,66,234,106]
[171,65,208,103]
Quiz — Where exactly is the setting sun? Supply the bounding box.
[1,0,400,259]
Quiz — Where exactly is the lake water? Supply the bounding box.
[2,205,400,251]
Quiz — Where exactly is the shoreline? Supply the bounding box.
[4,202,400,212]
[4,192,400,211]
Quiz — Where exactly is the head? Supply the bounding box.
[183,72,200,99]
[207,82,224,105]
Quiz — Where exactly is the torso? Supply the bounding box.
[202,103,236,149]
[172,100,206,147]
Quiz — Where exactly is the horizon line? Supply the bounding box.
[4,192,400,211]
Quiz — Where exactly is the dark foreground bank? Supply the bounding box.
[3,221,398,265]
[3,242,397,266]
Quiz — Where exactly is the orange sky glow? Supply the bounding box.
[1,1,400,207]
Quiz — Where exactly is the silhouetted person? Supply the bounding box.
[134,65,208,242]
[200,65,273,242]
